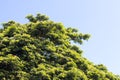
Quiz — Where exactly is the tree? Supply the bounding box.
[0,13,119,80]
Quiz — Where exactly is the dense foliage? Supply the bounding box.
[0,14,119,80]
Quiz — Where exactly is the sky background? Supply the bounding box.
[0,0,120,74]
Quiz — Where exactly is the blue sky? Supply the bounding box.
[0,0,120,74]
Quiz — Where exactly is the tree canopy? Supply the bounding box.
[0,13,119,80]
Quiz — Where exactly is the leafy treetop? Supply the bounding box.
[0,13,119,80]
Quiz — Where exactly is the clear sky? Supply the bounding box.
[0,0,120,74]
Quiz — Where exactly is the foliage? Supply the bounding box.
[0,13,119,80]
